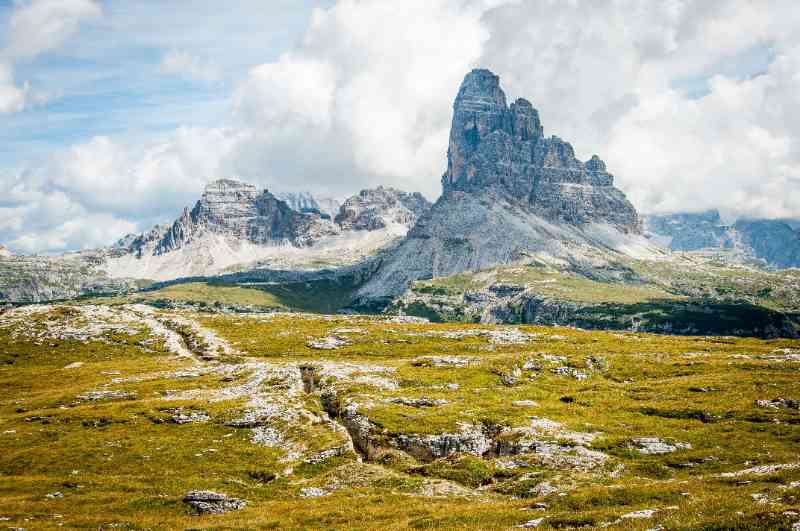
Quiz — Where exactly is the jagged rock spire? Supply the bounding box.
[442,68,640,233]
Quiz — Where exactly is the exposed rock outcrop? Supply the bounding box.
[154,179,336,254]
[96,181,426,284]
[443,69,640,232]
[354,69,653,307]
[335,186,430,231]
[0,252,137,303]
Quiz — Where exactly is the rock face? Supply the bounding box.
[0,244,12,258]
[355,69,654,306]
[443,69,640,232]
[183,491,246,514]
[645,210,800,268]
[154,179,335,254]
[0,252,137,303]
[335,186,431,231]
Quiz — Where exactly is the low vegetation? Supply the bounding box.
[1,303,799,529]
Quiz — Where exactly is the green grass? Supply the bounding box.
[95,278,359,314]
[135,281,289,307]
[1,305,799,529]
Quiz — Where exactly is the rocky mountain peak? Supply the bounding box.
[0,244,13,258]
[153,178,334,255]
[442,68,640,233]
[455,69,507,109]
[335,186,431,231]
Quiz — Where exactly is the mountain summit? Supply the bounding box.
[443,69,640,232]
[153,179,334,255]
[355,69,654,305]
[98,179,430,282]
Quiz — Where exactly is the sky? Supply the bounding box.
[1,0,799,254]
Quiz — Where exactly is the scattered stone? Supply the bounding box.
[183,491,246,514]
[45,492,64,499]
[77,390,136,401]
[531,482,558,497]
[487,329,538,345]
[500,366,523,386]
[418,478,478,498]
[585,355,609,371]
[629,437,691,454]
[495,459,529,470]
[251,426,283,447]
[304,447,344,465]
[689,387,719,393]
[621,509,658,519]
[516,518,545,528]
[388,397,449,408]
[551,366,590,380]
[63,362,83,369]
[512,400,539,407]
[307,336,350,350]
[386,315,429,324]
[412,356,477,368]
[756,398,800,410]
[395,423,492,460]
[717,462,800,478]
[299,487,328,498]
[522,359,543,371]
[166,408,209,424]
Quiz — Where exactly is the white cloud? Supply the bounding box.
[0,0,101,113]
[5,0,102,58]
[227,0,505,197]
[160,50,220,82]
[4,0,800,253]
[0,63,26,113]
[474,0,800,219]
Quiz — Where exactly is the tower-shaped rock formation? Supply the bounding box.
[442,69,640,232]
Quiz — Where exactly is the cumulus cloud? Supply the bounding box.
[4,0,800,253]
[0,0,101,113]
[223,0,800,217]
[160,50,221,82]
[225,0,502,198]
[477,0,800,219]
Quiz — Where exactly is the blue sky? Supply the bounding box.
[0,0,327,167]
[1,0,798,254]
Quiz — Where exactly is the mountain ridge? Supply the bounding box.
[354,68,653,307]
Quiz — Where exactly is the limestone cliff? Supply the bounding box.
[443,69,640,232]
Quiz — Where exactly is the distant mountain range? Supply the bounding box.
[644,210,800,268]
[1,68,799,339]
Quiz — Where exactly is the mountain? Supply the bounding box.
[442,70,640,232]
[355,68,654,307]
[100,180,430,282]
[0,251,137,303]
[644,210,800,268]
[0,182,430,302]
[0,244,12,258]
[335,186,430,231]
